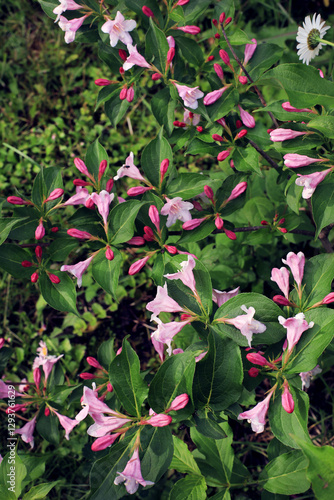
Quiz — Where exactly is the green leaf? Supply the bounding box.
[233,146,260,174]
[31,167,63,207]
[91,248,122,299]
[141,128,174,187]
[36,411,60,445]
[85,139,109,181]
[47,237,78,262]
[0,451,27,497]
[22,481,59,500]
[225,28,252,45]
[291,436,334,500]
[97,338,116,370]
[207,87,239,122]
[303,254,334,307]
[193,329,243,410]
[263,64,334,108]
[96,84,120,109]
[248,43,284,82]
[146,17,169,72]
[169,475,207,500]
[259,451,310,495]
[193,409,227,439]
[185,138,221,156]
[109,339,148,417]
[0,347,13,372]
[109,200,146,245]
[105,92,130,128]
[258,99,314,122]
[0,218,28,246]
[166,173,209,199]
[0,244,33,279]
[151,87,177,136]
[40,271,78,315]
[140,426,174,483]
[148,351,195,421]
[177,220,216,244]
[177,36,204,66]
[0,486,16,500]
[242,197,274,226]
[307,115,334,138]
[312,181,334,238]
[170,436,202,475]
[268,386,311,449]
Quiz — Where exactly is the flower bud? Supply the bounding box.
[165,245,178,254]
[246,352,269,366]
[73,179,91,186]
[91,434,120,451]
[215,216,224,230]
[248,367,259,377]
[143,226,155,241]
[230,159,235,169]
[106,179,114,192]
[74,158,89,176]
[49,274,60,284]
[273,295,292,306]
[214,63,224,80]
[204,185,214,199]
[277,227,287,234]
[322,292,334,305]
[79,373,96,380]
[127,186,153,196]
[119,67,125,75]
[51,227,59,233]
[85,197,95,209]
[144,414,172,427]
[167,47,175,65]
[35,221,45,240]
[105,247,114,261]
[224,17,232,26]
[95,79,113,86]
[160,158,169,177]
[167,394,189,412]
[152,72,162,80]
[173,120,187,128]
[142,6,154,17]
[126,87,134,102]
[45,407,50,417]
[127,236,145,246]
[236,129,248,139]
[215,33,220,39]
[182,218,206,230]
[107,382,113,392]
[35,246,42,259]
[282,382,294,413]
[207,55,214,61]
[31,272,39,283]
[98,160,108,179]
[227,182,247,202]
[67,228,92,239]
[261,220,268,225]
[86,357,104,370]
[177,26,201,35]
[217,150,230,161]
[236,119,242,129]
[119,87,127,100]
[149,205,160,232]
[196,126,203,132]
[224,229,236,240]
[212,19,218,27]
[44,189,64,203]
[33,367,41,386]
[128,255,151,275]
[212,134,224,142]
[7,196,30,205]
[177,0,189,5]
[219,49,230,65]
[118,49,128,61]
[219,12,226,24]
[180,314,192,321]
[217,117,226,127]
[21,261,32,267]
[239,76,248,85]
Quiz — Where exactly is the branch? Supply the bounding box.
[220,25,279,129]
[168,227,315,236]
[248,139,280,170]
[318,223,334,253]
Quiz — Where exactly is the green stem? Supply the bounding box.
[316,37,334,48]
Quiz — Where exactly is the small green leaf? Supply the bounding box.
[109,200,146,245]
[40,271,78,315]
[0,244,33,279]
[146,17,169,72]
[166,173,209,199]
[141,128,174,187]
[259,451,310,495]
[91,248,122,299]
[169,475,207,500]
[0,452,27,497]
[151,87,177,136]
[312,181,334,238]
[22,481,59,500]
[233,146,261,174]
[85,139,109,180]
[170,436,202,475]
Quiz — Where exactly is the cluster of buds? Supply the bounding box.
[79,356,114,398]
[261,213,288,235]
[22,246,60,284]
[212,12,232,40]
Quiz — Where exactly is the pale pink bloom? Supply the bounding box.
[281,382,294,413]
[143,413,172,427]
[177,26,200,34]
[91,433,121,451]
[123,44,151,71]
[0,380,22,399]
[226,182,247,202]
[164,255,197,294]
[114,448,154,494]
[296,169,332,199]
[238,105,255,128]
[212,287,239,307]
[282,252,305,288]
[58,15,87,43]
[183,217,207,230]
[166,394,189,412]
[300,365,322,390]
[278,312,314,351]
[54,411,79,440]
[146,283,184,318]
[283,153,323,168]
[90,190,114,225]
[32,341,63,382]
[75,386,116,422]
[282,102,312,113]
[174,84,204,110]
[269,129,307,142]
[128,255,151,275]
[18,378,29,393]
[244,38,257,64]
[224,305,266,347]
[238,392,272,433]
[16,416,37,448]
[271,267,290,299]
[61,255,94,287]
[151,335,165,362]
[151,316,190,356]
[183,109,200,126]
[87,414,132,437]
[53,0,82,23]
[203,87,227,105]
[63,187,90,206]
[101,12,136,47]
[160,197,194,227]
[114,152,145,181]
[35,221,45,240]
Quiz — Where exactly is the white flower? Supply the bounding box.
[101,12,136,47]
[160,197,193,227]
[296,13,330,65]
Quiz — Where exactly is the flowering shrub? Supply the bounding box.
[1,1,334,498]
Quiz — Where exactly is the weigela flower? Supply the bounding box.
[212,287,240,307]
[58,15,88,44]
[300,365,322,390]
[283,153,323,168]
[87,414,132,437]
[282,102,313,113]
[174,83,204,110]
[281,252,305,288]
[238,392,272,433]
[151,316,191,356]
[271,267,290,299]
[54,411,79,440]
[90,190,114,225]
[281,382,294,413]
[101,12,136,47]
[160,197,194,227]
[0,380,22,399]
[238,105,255,128]
[146,283,184,318]
[164,255,197,294]
[269,129,307,142]
[183,109,200,126]
[166,394,189,412]
[295,169,332,199]
[296,13,330,65]
[91,433,121,451]
[224,305,266,347]
[114,448,154,494]
[61,256,94,288]
[123,44,152,71]
[244,38,257,64]
[63,187,90,206]
[53,0,82,23]
[203,88,227,105]
[278,312,314,352]
[114,152,145,181]
[15,416,37,448]
[75,386,116,421]
[32,341,63,382]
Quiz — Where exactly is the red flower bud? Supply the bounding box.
[248,367,259,377]
[160,159,169,176]
[119,67,125,75]
[51,227,59,233]
[142,5,154,17]
[219,12,226,24]
[214,33,221,39]
[207,55,214,61]
[118,49,128,61]
[21,260,32,267]
[173,120,187,128]
[224,229,236,240]
[267,128,273,134]
[45,407,50,416]
[219,49,230,65]
[128,255,150,275]
[106,179,114,192]
[246,352,269,366]
[127,236,145,246]
[49,274,60,284]
[79,373,96,380]
[119,87,127,100]
[35,246,42,259]
[167,47,175,64]
[277,227,287,234]
[239,75,248,85]
[31,272,39,283]
[152,72,162,80]
[224,17,232,26]
[7,196,30,205]
[33,367,41,386]
[105,247,114,261]
[322,292,334,305]
[98,160,108,179]
[204,185,214,199]
[95,79,113,86]
[217,150,230,161]
[236,119,242,128]
[212,19,218,27]
[236,129,248,139]
[165,245,178,254]
[73,179,91,186]
[282,382,294,413]
[107,382,113,392]
[215,216,224,230]
[196,126,203,132]
[261,220,268,225]
[212,133,224,142]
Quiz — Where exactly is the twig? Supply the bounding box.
[248,139,280,170]
[318,223,334,253]
[168,227,314,236]
[220,25,279,129]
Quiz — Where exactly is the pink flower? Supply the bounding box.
[183,110,200,126]
[295,169,332,199]
[146,283,184,318]
[300,365,322,390]
[114,152,145,181]
[238,105,255,128]
[273,295,292,306]
[212,287,239,307]
[90,190,114,225]
[114,448,154,494]
[75,386,117,422]
[226,182,247,202]
[54,411,79,440]
[224,305,266,347]
[0,338,4,349]
[278,313,314,352]
[151,317,191,356]
[238,392,272,433]
[281,252,305,288]
[15,416,37,448]
[269,129,307,142]
[63,187,90,206]
[203,87,227,105]
[164,255,197,294]
[74,157,90,176]
[182,217,207,230]
[35,220,45,240]
[127,236,145,246]
[167,35,175,48]
[58,15,87,43]
[246,352,270,366]
[322,292,334,305]
[128,255,151,275]
[244,38,257,64]
[127,186,152,196]
[67,228,92,239]
[281,382,294,413]
[160,197,194,227]
[166,394,189,412]
[91,433,121,451]
[174,84,204,110]
[217,150,230,161]
[101,12,136,47]
[0,380,22,399]
[177,26,201,34]
[281,102,312,113]
[53,0,82,22]
[32,341,64,382]
[143,413,172,427]
[283,153,324,168]
[61,256,94,287]
[45,188,64,202]
[123,44,152,71]
[271,267,290,299]
[87,414,132,437]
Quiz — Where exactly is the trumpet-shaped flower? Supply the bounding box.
[151,316,190,356]
[146,283,184,318]
[160,197,194,227]
[58,15,87,44]
[101,12,136,47]
[212,287,240,307]
[224,305,266,346]
[54,411,79,440]
[295,169,332,199]
[174,83,204,110]
[53,0,82,22]
[164,255,197,294]
[63,187,90,206]
[61,256,94,288]
[281,252,304,288]
[75,386,117,421]
[32,341,63,382]
[300,365,322,390]
[114,152,145,181]
[278,313,314,352]
[271,267,290,299]
[238,392,272,433]
[114,448,154,494]
[15,416,37,448]
[90,191,114,225]
[123,44,151,71]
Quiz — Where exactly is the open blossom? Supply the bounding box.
[75,385,116,422]
[123,44,151,71]
[101,12,136,47]
[283,153,323,168]
[53,0,82,23]
[151,316,191,356]
[160,197,193,227]
[296,169,332,199]
[54,411,79,440]
[32,341,63,382]
[300,365,322,390]
[61,255,94,288]
[282,252,304,288]
[58,15,88,44]
[244,38,257,64]
[296,13,330,65]
[271,267,290,299]
[278,313,314,352]
[238,392,272,433]
[164,255,197,294]
[15,416,37,448]
[146,283,184,318]
[90,191,114,225]
[183,109,200,126]
[63,187,91,206]
[87,414,132,438]
[0,380,22,399]
[114,448,154,494]
[114,152,145,181]
[212,287,239,307]
[174,83,204,110]
[224,305,266,347]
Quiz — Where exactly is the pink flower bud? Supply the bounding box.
[224,16,232,26]
[217,150,230,161]
[35,221,45,240]
[51,227,59,233]
[127,186,153,196]
[74,158,90,176]
[86,357,104,370]
[144,414,172,427]
[224,229,236,240]
[116,347,122,355]
[45,407,50,416]
[177,26,201,34]
[49,274,60,284]
[149,205,160,232]
[212,134,224,142]
[204,185,214,199]
[165,245,178,254]
[31,272,39,283]
[177,0,189,5]
[322,292,334,304]
[244,38,257,65]
[79,372,96,379]
[182,218,206,230]
[239,76,248,84]
[105,247,114,261]
[319,69,324,78]
[283,153,325,168]
[73,179,91,186]
[33,367,41,386]
[127,236,145,246]
[106,179,114,192]
[142,6,154,17]
[126,87,134,102]
[219,12,226,24]
[119,67,125,75]
[217,117,226,127]
[35,246,42,259]
[219,49,230,65]
[281,382,294,413]
[227,182,247,202]
[119,49,128,61]
[91,434,120,451]
[238,105,255,128]
[160,158,169,177]
[86,198,95,209]
[144,226,155,241]
[152,72,162,80]
[204,87,226,105]
[21,261,32,267]
[230,159,235,168]
[128,255,151,275]
[248,367,259,377]
[180,314,192,321]
[273,295,292,306]
[215,216,224,230]
[45,188,64,202]
[269,129,307,142]
[246,352,269,366]
[107,382,113,392]
[119,87,127,100]
[98,160,108,179]
[167,394,189,411]
[7,196,31,205]
[173,120,187,128]
[236,129,248,139]
[281,102,312,113]
[95,79,113,86]
[67,228,92,239]
[167,47,175,64]
[214,63,224,80]
[196,126,203,132]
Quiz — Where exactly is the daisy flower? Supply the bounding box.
[296,14,330,65]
